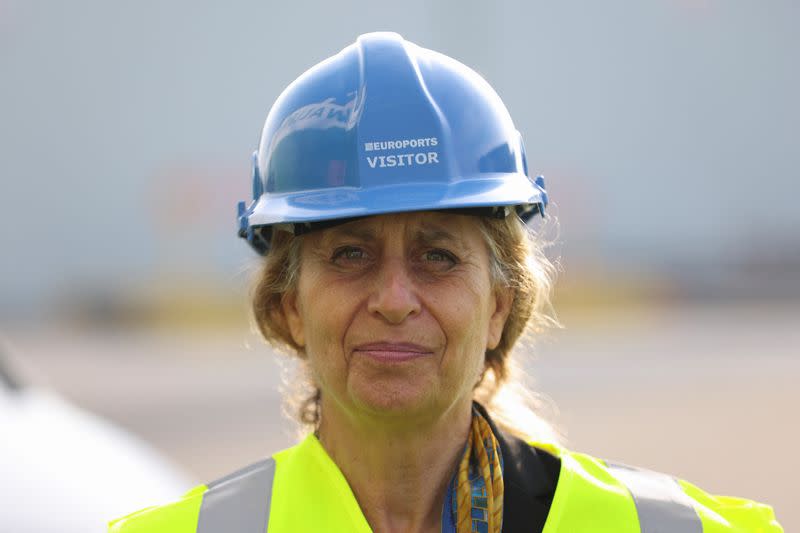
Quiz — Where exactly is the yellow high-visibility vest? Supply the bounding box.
[109,434,782,532]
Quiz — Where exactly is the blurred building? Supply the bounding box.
[1,0,798,323]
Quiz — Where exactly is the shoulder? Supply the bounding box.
[108,443,315,533]
[545,445,783,533]
[108,438,371,533]
[108,456,278,533]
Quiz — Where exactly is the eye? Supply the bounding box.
[422,249,458,269]
[331,246,367,264]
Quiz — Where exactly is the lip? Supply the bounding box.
[352,342,434,363]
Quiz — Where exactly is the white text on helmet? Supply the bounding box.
[364,137,438,151]
[366,152,439,168]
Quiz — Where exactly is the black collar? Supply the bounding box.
[473,402,561,533]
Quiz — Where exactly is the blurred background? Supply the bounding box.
[1,0,797,530]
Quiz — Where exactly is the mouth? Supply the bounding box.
[352,342,434,363]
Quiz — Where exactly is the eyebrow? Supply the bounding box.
[323,225,378,244]
[412,226,465,248]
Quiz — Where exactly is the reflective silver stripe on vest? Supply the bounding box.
[197,457,276,533]
[607,462,703,533]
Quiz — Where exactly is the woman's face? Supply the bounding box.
[282,211,512,424]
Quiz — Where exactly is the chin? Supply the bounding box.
[348,380,440,420]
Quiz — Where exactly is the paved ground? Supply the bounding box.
[6,301,798,530]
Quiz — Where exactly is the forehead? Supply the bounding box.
[314,211,485,245]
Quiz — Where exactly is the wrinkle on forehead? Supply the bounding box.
[317,212,477,249]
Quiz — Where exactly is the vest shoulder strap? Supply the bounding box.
[541,446,782,533]
[197,457,276,533]
[108,458,277,533]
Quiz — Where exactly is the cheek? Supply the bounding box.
[433,281,494,372]
[301,317,341,394]
[299,299,331,352]
[297,278,355,375]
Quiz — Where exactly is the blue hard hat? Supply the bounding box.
[237,32,548,254]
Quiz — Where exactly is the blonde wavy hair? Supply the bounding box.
[252,213,562,444]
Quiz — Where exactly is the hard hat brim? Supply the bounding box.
[245,172,545,228]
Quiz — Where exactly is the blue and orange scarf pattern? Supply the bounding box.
[443,408,504,533]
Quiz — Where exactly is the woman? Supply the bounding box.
[110,32,782,532]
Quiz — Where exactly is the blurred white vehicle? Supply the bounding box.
[0,348,191,533]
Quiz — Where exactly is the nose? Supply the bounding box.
[367,259,421,324]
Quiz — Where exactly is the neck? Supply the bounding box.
[317,397,474,533]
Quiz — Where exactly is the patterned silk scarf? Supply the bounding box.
[446,408,504,533]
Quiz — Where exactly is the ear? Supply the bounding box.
[281,290,306,349]
[486,285,513,350]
